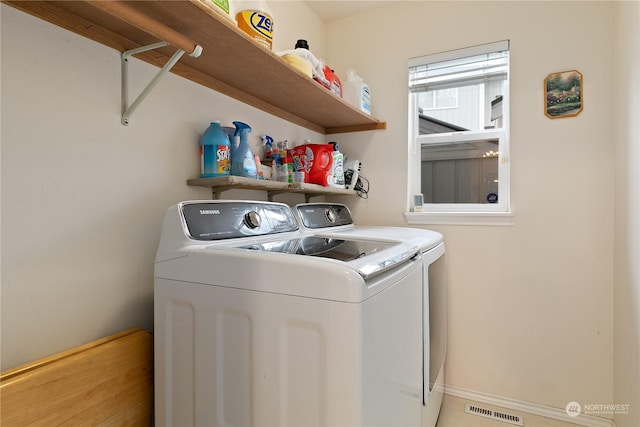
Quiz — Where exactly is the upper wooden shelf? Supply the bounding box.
[4,0,387,134]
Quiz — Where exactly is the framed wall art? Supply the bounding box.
[544,70,583,119]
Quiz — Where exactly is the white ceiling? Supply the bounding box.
[303,1,397,22]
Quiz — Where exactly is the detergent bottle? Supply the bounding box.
[343,68,371,115]
[231,121,258,178]
[199,121,230,178]
[328,142,345,188]
[234,0,274,50]
[298,143,333,186]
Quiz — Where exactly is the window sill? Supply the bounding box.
[404,211,514,226]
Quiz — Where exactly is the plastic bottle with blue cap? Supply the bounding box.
[230,121,258,178]
[199,121,230,178]
[343,69,371,115]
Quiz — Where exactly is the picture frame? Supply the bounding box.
[544,70,583,119]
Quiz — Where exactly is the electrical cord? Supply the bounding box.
[344,169,369,199]
[354,174,369,199]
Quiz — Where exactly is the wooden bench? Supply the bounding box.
[1,328,153,426]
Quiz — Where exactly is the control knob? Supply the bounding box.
[244,211,261,229]
[324,207,336,224]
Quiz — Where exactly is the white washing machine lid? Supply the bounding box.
[236,234,418,279]
[155,237,421,302]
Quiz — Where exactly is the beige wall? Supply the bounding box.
[0,2,325,369]
[613,2,640,426]
[324,0,618,413]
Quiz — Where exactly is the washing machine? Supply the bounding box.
[154,200,428,426]
[294,203,447,427]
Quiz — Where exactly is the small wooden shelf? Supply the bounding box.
[187,176,356,202]
[5,0,387,134]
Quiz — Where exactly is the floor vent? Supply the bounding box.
[465,403,524,426]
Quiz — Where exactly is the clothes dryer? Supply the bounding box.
[295,203,447,427]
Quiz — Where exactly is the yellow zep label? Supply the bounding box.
[236,10,273,49]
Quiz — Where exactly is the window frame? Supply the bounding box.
[406,41,513,226]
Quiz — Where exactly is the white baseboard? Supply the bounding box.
[444,384,615,427]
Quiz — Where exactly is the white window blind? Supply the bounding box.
[409,40,509,92]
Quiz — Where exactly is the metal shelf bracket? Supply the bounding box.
[121,41,202,125]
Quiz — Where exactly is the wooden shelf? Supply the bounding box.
[4,0,387,134]
[187,176,356,201]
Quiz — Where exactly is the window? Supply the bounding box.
[407,41,512,225]
[424,88,458,110]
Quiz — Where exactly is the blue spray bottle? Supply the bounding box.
[231,121,258,178]
[261,135,274,160]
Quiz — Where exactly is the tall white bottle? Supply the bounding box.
[328,142,345,188]
[343,68,371,115]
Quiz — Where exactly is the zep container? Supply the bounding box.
[199,121,230,178]
[234,0,274,50]
[343,68,371,115]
